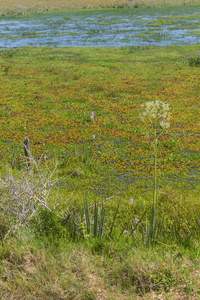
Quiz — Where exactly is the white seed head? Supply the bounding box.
[142,100,170,131]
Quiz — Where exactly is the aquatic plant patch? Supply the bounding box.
[0,45,200,199]
[188,30,200,36]
[1,4,200,48]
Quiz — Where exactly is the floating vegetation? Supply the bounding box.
[0,45,199,194]
[188,30,200,36]
[0,4,200,48]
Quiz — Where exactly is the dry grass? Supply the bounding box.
[0,0,198,11]
[1,232,200,300]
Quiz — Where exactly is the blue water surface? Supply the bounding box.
[0,5,200,48]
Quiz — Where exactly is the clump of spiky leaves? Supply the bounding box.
[142,100,170,245]
[80,195,119,246]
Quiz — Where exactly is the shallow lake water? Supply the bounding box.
[0,5,200,48]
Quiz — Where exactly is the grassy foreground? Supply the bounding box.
[0,45,200,298]
[1,230,200,299]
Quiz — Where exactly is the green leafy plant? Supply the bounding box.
[188,57,200,67]
[31,208,66,239]
[0,49,15,58]
[1,64,12,75]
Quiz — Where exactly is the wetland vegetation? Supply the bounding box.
[0,1,200,299]
[1,4,200,48]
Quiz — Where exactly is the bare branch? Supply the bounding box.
[0,152,77,240]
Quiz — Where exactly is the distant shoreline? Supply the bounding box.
[0,0,199,16]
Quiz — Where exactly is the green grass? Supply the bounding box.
[0,226,200,299]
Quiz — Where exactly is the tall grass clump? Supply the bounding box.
[142,100,170,245]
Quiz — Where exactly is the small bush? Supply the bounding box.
[0,153,77,240]
[30,208,66,239]
[188,57,200,67]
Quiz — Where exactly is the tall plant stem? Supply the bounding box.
[147,128,158,246]
[152,128,157,239]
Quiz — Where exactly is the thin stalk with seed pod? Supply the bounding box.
[142,100,170,245]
